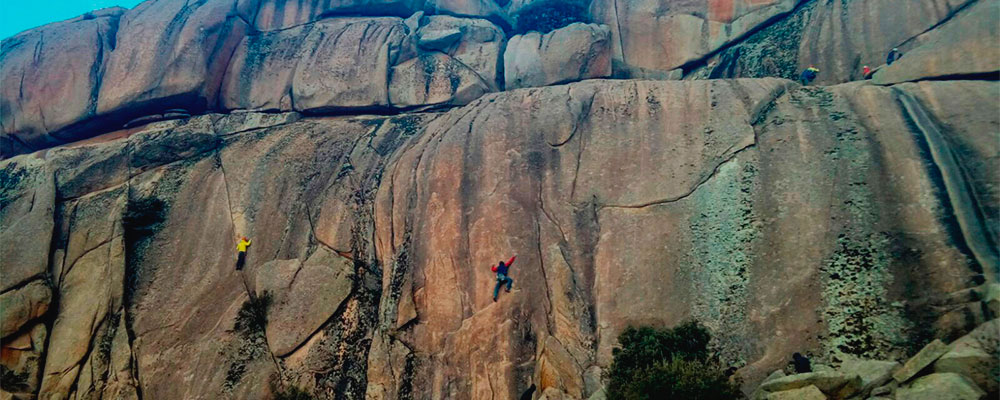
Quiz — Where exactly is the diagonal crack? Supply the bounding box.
[596,136,756,210]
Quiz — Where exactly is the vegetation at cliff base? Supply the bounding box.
[607,321,744,400]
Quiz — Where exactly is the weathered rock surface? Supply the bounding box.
[0,43,998,400]
[874,0,1000,84]
[896,372,986,400]
[292,18,409,112]
[504,23,611,89]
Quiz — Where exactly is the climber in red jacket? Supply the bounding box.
[491,256,516,302]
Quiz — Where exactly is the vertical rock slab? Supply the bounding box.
[39,188,126,398]
[504,23,611,89]
[0,8,123,156]
[97,0,249,126]
[292,18,409,113]
[0,157,55,293]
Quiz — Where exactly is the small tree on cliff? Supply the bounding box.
[607,321,744,400]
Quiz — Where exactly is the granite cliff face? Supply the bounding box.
[1,0,998,399]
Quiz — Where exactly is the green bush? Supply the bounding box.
[607,321,744,400]
[234,291,272,335]
[514,1,589,34]
[274,385,314,400]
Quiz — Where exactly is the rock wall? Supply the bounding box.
[1,0,998,399]
[2,78,997,399]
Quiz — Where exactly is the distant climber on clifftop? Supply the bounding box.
[800,67,819,85]
[491,255,516,302]
[236,237,252,270]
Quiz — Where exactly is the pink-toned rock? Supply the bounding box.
[6,77,999,400]
[504,23,611,89]
[97,0,248,125]
[291,18,409,112]
[0,8,123,156]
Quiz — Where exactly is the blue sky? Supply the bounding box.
[1,0,146,40]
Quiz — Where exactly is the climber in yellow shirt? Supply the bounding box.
[236,237,251,270]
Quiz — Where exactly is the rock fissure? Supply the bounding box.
[595,139,756,210]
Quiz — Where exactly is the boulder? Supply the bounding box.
[221,24,315,111]
[0,280,52,339]
[97,0,249,127]
[874,0,999,85]
[415,16,505,90]
[388,53,491,108]
[0,157,55,293]
[893,339,950,383]
[896,373,986,400]
[504,23,611,89]
[839,357,899,396]
[0,8,123,155]
[254,248,354,357]
[933,319,999,393]
[760,371,861,399]
[417,28,463,50]
[253,0,424,30]
[766,384,827,400]
[291,18,409,113]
